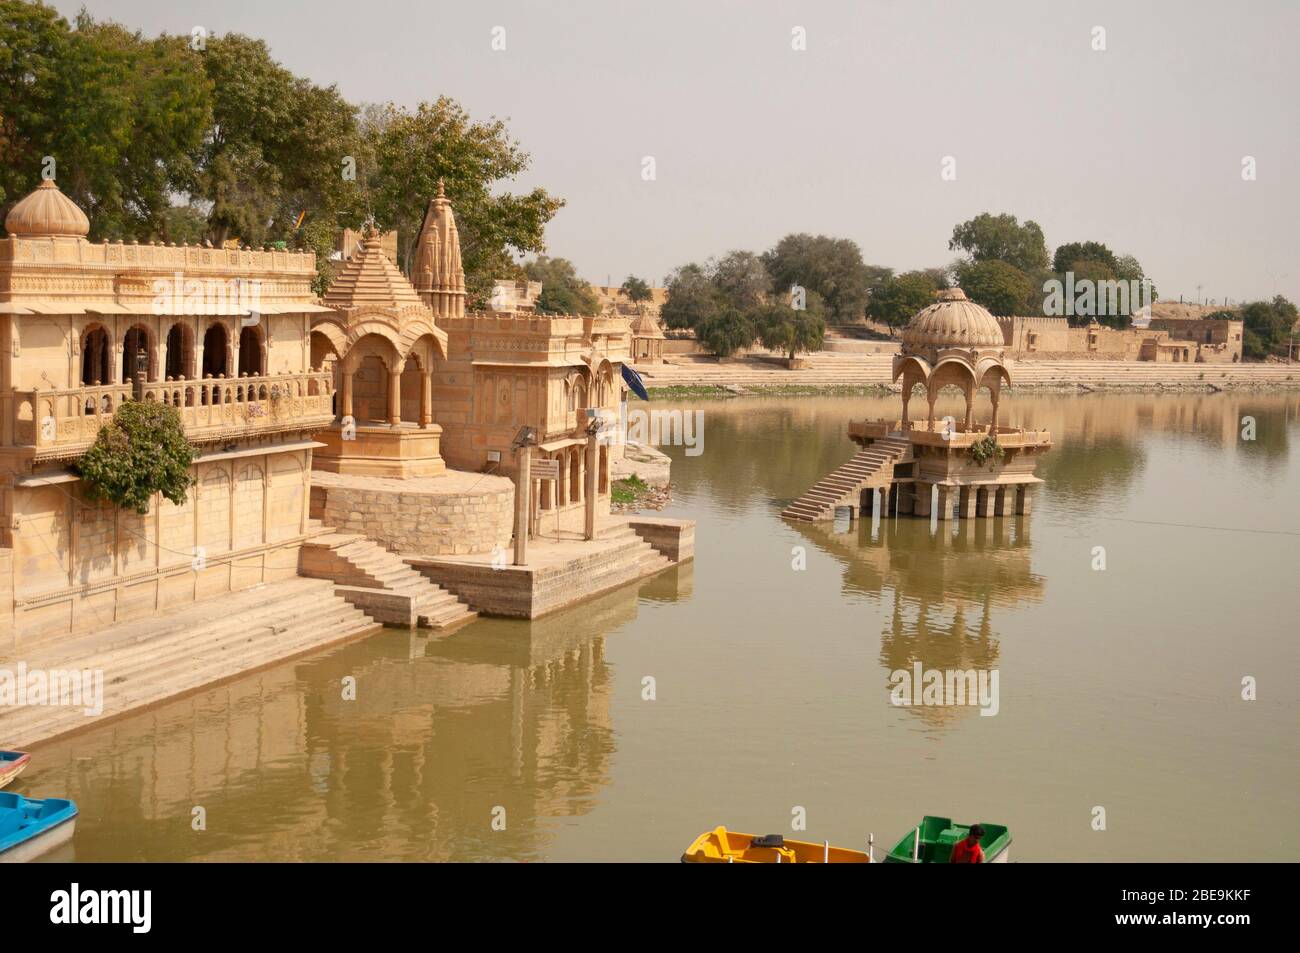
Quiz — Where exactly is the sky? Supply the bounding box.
[50,0,1300,303]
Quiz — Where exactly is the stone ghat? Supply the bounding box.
[407,518,694,619]
[309,469,514,557]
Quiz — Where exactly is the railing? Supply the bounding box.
[12,371,336,458]
[849,418,1052,449]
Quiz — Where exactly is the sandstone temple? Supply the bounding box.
[0,178,691,656]
[783,289,1052,523]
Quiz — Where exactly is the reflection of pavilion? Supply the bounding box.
[791,516,1043,730]
[27,562,691,861]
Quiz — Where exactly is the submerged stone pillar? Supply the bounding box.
[897,482,914,515]
[913,482,932,518]
[959,485,977,519]
[993,485,1010,517]
[1017,483,1036,516]
[978,486,997,518]
[934,485,950,521]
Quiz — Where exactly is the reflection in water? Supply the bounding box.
[790,516,1043,731]
[14,391,1300,862]
[24,564,693,862]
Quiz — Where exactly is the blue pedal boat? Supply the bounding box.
[0,792,77,863]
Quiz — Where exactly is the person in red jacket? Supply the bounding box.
[950,824,985,863]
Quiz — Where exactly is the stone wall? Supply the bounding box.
[309,470,513,556]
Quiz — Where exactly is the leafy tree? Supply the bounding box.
[1052,241,1117,274]
[364,98,564,307]
[695,307,755,358]
[620,275,652,302]
[711,250,771,313]
[754,291,827,359]
[762,233,879,325]
[868,270,943,332]
[955,259,1034,316]
[661,262,719,330]
[949,212,1050,274]
[1239,296,1298,359]
[75,401,195,514]
[524,256,601,315]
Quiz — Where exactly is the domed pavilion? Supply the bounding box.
[782,288,1051,525]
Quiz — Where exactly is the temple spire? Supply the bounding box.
[413,181,465,318]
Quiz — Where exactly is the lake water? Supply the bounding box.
[23,392,1300,861]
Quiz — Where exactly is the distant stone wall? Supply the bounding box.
[310,471,514,556]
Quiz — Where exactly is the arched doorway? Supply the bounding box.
[80,326,111,386]
[164,323,194,380]
[202,324,228,378]
[238,326,263,376]
[121,325,151,382]
[354,354,389,423]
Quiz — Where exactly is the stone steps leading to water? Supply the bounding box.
[782,437,911,522]
[0,577,375,748]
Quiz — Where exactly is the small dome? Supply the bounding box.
[901,287,1005,351]
[4,179,90,239]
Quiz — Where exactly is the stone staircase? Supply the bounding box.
[0,578,374,748]
[781,436,911,522]
[300,531,478,631]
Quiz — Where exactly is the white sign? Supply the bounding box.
[532,459,559,480]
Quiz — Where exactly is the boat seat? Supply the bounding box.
[751,833,785,849]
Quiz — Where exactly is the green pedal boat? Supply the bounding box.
[883,816,1012,863]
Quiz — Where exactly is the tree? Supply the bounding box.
[1239,296,1298,360]
[364,98,564,307]
[524,256,601,315]
[754,292,827,359]
[1052,241,1117,274]
[762,233,879,325]
[621,275,652,302]
[695,307,755,358]
[711,250,771,313]
[868,270,943,332]
[75,401,196,514]
[949,212,1050,274]
[955,259,1034,316]
[661,262,719,330]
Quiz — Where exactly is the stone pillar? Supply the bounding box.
[934,485,950,521]
[387,369,401,425]
[914,482,932,518]
[959,485,977,519]
[340,368,354,419]
[897,482,914,515]
[994,485,1010,517]
[584,432,598,541]
[420,371,433,427]
[978,486,997,518]
[1016,483,1036,516]
[513,449,531,566]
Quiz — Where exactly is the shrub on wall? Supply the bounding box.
[75,401,196,514]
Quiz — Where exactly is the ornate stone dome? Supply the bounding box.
[901,287,1005,351]
[4,179,90,238]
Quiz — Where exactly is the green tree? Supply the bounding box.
[1052,241,1117,274]
[1239,296,1298,359]
[524,256,601,315]
[661,262,719,330]
[754,292,827,359]
[955,259,1034,316]
[621,275,652,302]
[711,250,771,313]
[949,212,1050,274]
[75,401,196,514]
[868,270,943,332]
[762,233,879,325]
[695,306,755,358]
[364,98,564,307]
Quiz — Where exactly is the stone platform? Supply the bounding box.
[406,517,694,619]
[309,468,514,556]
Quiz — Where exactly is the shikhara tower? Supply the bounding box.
[412,180,466,319]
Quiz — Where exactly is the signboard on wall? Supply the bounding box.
[532,459,559,480]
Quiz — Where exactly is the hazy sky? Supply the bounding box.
[52,0,1300,302]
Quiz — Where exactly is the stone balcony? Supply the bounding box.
[848,418,1053,450]
[10,371,336,463]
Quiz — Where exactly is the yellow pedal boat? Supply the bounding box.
[681,827,873,863]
